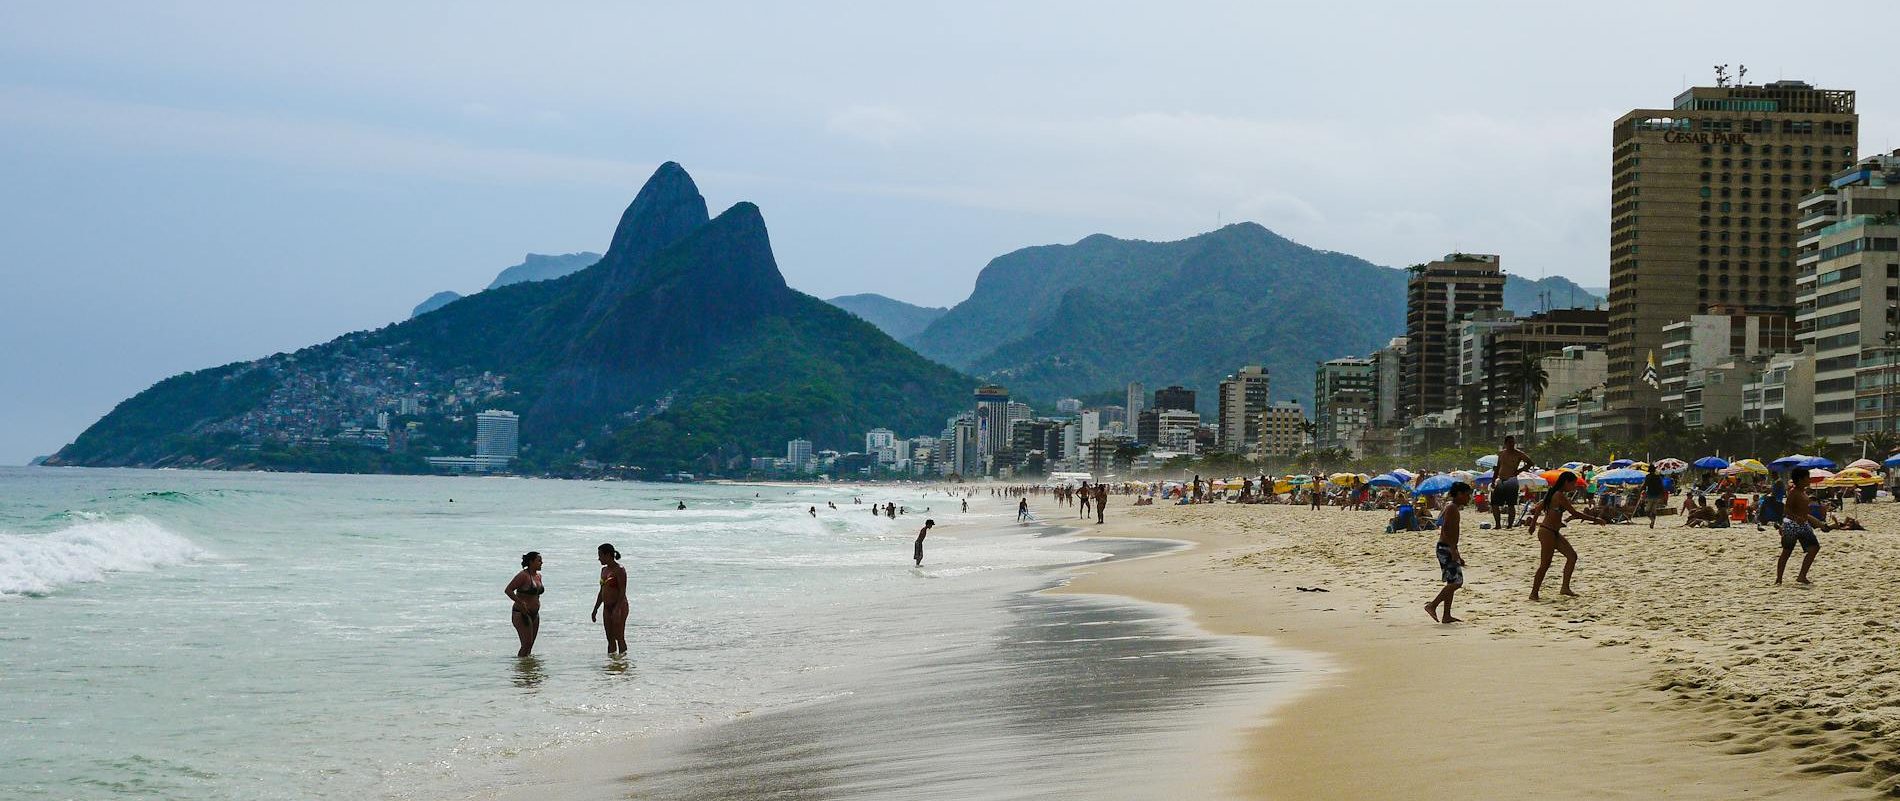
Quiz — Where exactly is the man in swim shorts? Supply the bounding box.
[1426,481,1471,623]
[1776,468,1820,585]
[1492,435,1534,530]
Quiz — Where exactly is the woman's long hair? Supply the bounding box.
[1544,471,1577,505]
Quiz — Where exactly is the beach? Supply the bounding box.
[1060,498,1900,799]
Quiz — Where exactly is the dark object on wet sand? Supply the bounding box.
[1295,586,1330,592]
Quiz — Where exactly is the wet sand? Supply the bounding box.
[1062,499,1899,799]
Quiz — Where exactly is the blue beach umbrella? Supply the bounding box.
[1414,474,1459,496]
[1885,454,1900,469]
[1693,456,1730,470]
[1606,459,1635,469]
[1367,473,1405,489]
[1472,470,1496,485]
[1475,455,1499,469]
[1770,454,1836,472]
[1594,468,1647,485]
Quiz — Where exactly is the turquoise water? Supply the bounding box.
[0,468,1291,800]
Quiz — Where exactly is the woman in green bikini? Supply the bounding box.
[504,551,544,657]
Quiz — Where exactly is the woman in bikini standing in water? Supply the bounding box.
[504,551,545,657]
[1528,471,1605,601]
[592,543,629,654]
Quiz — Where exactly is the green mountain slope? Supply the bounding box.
[905,225,1599,413]
[52,163,971,474]
[824,294,949,341]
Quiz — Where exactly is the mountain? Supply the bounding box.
[51,163,973,474]
[825,294,949,341]
[904,226,1600,415]
[1505,275,1603,315]
[408,252,602,319]
[412,290,463,318]
[486,252,600,290]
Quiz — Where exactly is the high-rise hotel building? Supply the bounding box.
[1794,152,1900,439]
[1606,80,1857,435]
[1400,254,1505,421]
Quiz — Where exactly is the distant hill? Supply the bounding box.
[411,290,463,318]
[1505,275,1604,314]
[904,227,1601,414]
[825,294,949,341]
[52,163,972,474]
[408,252,603,319]
[486,252,601,290]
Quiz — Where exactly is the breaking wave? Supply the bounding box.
[0,515,205,597]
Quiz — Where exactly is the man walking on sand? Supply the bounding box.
[1641,464,1667,529]
[1776,467,1821,585]
[1426,481,1472,623]
[1094,482,1107,525]
[1492,435,1534,530]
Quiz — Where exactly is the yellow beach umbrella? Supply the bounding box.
[1825,467,1880,486]
[1732,458,1768,475]
[1329,472,1358,486]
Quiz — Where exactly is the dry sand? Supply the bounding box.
[1057,499,1900,800]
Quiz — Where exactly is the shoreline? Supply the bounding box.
[1059,500,1891,799]
[481,494,1306,801]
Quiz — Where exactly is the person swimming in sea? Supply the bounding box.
[504,551,544,657]
[592,543,629,654]
[914,519,934,567]
[677,501,686,510]
[809,506,817,517]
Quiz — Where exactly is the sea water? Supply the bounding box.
[0,468,1291,800]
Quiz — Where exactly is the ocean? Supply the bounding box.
[0,467,1293,800]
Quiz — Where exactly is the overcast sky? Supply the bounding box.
[3,1,1896,463]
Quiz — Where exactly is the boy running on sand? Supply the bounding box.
[1426,481,1472,623]
[1776,468,1821,585]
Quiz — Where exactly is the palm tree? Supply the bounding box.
[1853,430,1900,461]
[1751,415,1805,457]
[1518,352,1550,448]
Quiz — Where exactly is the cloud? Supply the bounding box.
[0,85,653,188]
[825,105,924,147]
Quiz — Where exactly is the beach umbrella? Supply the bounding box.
[1847,458,1881,471]
[1472,470,1495,485]
[1629,462,1651,473]
[1653,458,1688,474]
[1806,468,1836,483]
[1447,470,1477,483]
[1693,456,1730,470]
[1606,458,1634,469]
[1391,468,1417,481]
[1538,468,1568,484]
[1595,468,1647,485]
[1731,458,1768,475]
[1328,472,1358,486]
[1825,467,1878,486]
[1885,454,1900,469]
[1561,461,1587,470]
[1770,454,1836,471]
[1414,474,1459,496]
[1475,454,1499,469]
[1367,473,1405,489]
[1513,471,1550,489]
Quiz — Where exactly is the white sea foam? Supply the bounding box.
[0,515,205,597]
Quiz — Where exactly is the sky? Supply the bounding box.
[2,1,1897,464]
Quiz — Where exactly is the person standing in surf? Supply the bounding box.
[1018,497,1030,522]
[504,551,545,657]
[1492,435,1534,529]
[913,519,935,567]
[1094,482,1107,524]
[591,543,629,654]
